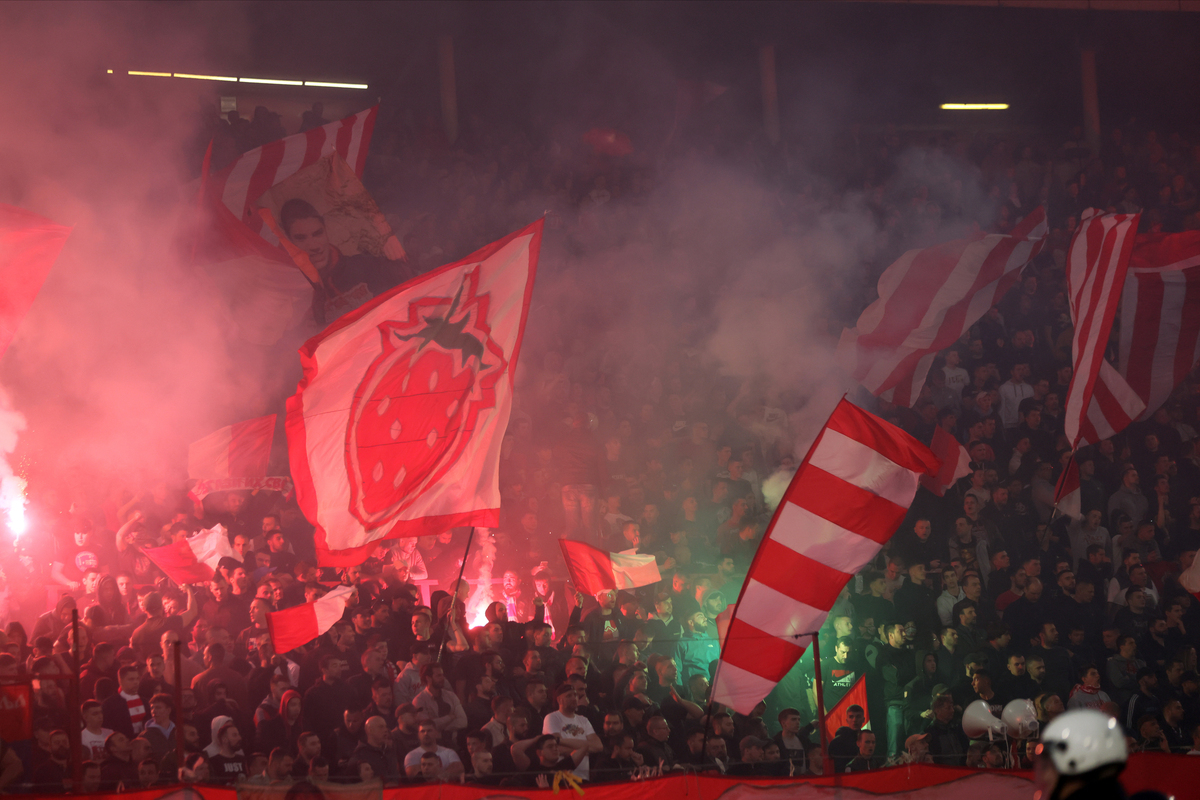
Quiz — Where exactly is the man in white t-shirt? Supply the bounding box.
[542,683,601,780]
[403,721,463,780]
[80,701,112,762]
[942,350,970,396]
[997,360,1033,430]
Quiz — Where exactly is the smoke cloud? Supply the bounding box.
[0,3,271,495]
[0,1,1008,524]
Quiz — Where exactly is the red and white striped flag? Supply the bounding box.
[710,399,939,713]
[558,539,661,596]
[838,208,1047,407]
[1063,209,1144,447]
[188,415,275,480]
[141,525,233,585]
[918,425,972,497]
[267,585,355,655]
[1081,229,1200,441]
[287,221,540,565]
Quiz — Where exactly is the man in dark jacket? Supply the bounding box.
[878,622,915,760]
[348,716,400,782]
[924,695,968,766]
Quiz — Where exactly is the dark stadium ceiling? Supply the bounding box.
[115,1,1200,133]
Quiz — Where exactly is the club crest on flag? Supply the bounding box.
[288,220,541,565]
[347,268,508,530]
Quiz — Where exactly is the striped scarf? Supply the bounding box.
[121,691,146,733]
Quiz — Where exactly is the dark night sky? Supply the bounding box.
[202,1,1200,140]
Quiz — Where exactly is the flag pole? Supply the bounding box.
[69,609,82,790]
[173,640,185,778]
[437,526,476,663]
[810,632,830,774]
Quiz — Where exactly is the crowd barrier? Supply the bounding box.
[18,754,1194,800]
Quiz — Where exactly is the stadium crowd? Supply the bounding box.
[1,102,1200,792]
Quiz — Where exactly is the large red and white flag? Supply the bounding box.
[287,221,541,565]
[838,208,1046,407]
[0,205,71,359]
[142,525,233,585]
[558,539,661,596]
[205,107,378,259]
[1063,209,1143,447]
[918,425,972,497]
[710,399,939,713]
[1080,229,1200,441]
[267,585,355,654]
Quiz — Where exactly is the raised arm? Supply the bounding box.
[179,584,199,628]
[511,736,540,771]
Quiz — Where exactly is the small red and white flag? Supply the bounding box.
[558,539,662,596]
[142,524,234,585]
[1180,555,1200,602]
[0,204,71,359]
[287,220,541,565]
[918,426,972,497]
[710,399,939,713]
[839,208,1046,407]
[1083,228,1200,439]
[823,675,871,741]
[188,414,276,480]
[267,584,355,655]
[1053,456,1082,521]
[1063,209,1144,447]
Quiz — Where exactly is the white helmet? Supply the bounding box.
[1039,709,1127,776]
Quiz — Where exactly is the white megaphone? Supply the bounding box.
[1001,698,1040,739]
[962,699,1008,741]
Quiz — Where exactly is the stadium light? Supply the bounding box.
[304,81,370,90]
[114,70,369,90]
[941,103,1009,110]
[175,73,238,82]
[239,77,304,86]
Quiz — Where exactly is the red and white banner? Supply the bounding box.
[823,674,870,741]
[1082,229,1200,439]
[207,107,377,256]
[0,204,71,359]
[559,539,661,596]
[287,221,541,565]
[36,752,1196,798]
[141,524,233,585]
[1063,209,1143,446]
[711,399,939,713]
[838,208,1046,407]
[189,476,294,503]
[188,414,276,480]
[267,584,355,654]
[918,426,971,497]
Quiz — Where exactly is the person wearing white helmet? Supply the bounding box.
[1035,708,1164,800]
